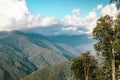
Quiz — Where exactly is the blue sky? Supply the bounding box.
[26,0,109,19]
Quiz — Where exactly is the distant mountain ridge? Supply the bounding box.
[0,31,96,80]
[0,31,76,80]
[21,33,96,80]
[46,34,94,47]
[46,34,96,54]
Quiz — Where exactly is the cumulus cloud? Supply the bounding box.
[0,0,60,31]
[64,9,97,34]
[0,0,119,35]
[97,4,103,10]
[0,0,30,30]
[62,4,118,35]
[39,17,63,27]
[98,4,118,18]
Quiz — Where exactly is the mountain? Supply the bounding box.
[0,31,96,80]
[0,31,76,80]
[21,61,72,80]
[0,31,38,80]
[46,34,94,47]
[46,34,96,54]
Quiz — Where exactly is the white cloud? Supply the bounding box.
[97,4,103,10]
[39,17,63,27]
[84,10,97,33]
[64,9,97,34]
[65,15,83,26]
[99,4,118,18]
[0,0,30,30]
[62,4,118,34]
[0,0,65,32]
[0,0,119,35]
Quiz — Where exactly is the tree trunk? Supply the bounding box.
[110,39,116,80]
[85,68,89,80]
[112,48,116,80]
[112,59,116,80]
[85,75,88,80]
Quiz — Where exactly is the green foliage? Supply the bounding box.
[93,14,120,61]
[71,56,84,80]
[93,15,114,59]
[71,51,97,80]
[93,14,120,58]
[94,67,106,80]
[94,60,112,80]
[93,14,120,80]
[94,65,111,80]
